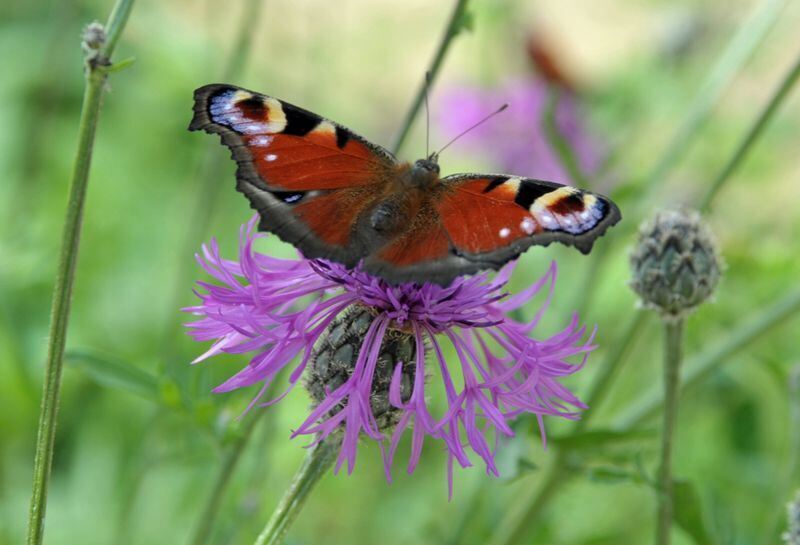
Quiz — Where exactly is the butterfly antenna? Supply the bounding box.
[432,103,509,160]
[424,71,432,158]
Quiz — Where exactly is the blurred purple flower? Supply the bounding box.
[435,78,603,184]
[184,218,595,495]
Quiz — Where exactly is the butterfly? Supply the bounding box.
[189,84,621,285]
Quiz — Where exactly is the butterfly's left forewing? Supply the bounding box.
[434,174,621,270]
[189,84,396,266]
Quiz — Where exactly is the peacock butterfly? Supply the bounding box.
[189,84,621,285]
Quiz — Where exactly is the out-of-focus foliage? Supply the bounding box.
[1,0,799,544]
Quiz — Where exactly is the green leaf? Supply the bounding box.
[457,9,474,33]
[550,428,657,451]
[586,465,639,484]
[674,480,715,545]
[158,376,184,409]
[102,56,136,73]
[64,349,159,400]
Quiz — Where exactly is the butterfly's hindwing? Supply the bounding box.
[437,174,620,266]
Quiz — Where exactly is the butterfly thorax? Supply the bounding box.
[400,158,441,189]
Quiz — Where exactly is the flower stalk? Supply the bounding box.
[26,1,135,544]
[656,319,684,545]
[543,88,589,188]
[392,0,471,154]
[699,47,800,211]
[253,439,339,545]
[189,410,265,545]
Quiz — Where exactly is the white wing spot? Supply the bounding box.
[252,135,273,147]
[520,217,536,234]
[265,154,278,162]
[499,227,511,238]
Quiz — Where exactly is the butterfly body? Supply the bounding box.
[190,84,621,285]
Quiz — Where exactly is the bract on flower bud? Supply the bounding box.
[630,209,722,320]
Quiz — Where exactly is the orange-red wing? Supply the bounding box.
[189,84,397,267]
[291,188,375,248]
[190,84,396,191]
[376,213,451,266]
[437,174,621,260]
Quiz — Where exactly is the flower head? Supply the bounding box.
[185,218,595,495]
[629,208,722,321]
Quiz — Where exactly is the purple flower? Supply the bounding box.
[184,218,596,495]
[435,78,603,184]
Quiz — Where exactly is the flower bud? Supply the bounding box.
[81,22,106,55]
[630,209,722,320]
[305,305,416,433]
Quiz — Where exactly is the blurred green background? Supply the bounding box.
[2,0,799,544]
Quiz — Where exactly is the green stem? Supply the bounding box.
[26,2,135,544]
[618,289,800,429]
[478,7,791,544]
[220,0,264,82]
[391,0,471,155]
[483,313,648,545]
[634,0,787,203]
[656,319,684,545]
[575,313,649,431]
[486,457,569,545]
[699,48,800,211]
[543,88,589,188]
[253,439,338,545]
[189,412,265,545]
[486,288,800,545]
[761,366,800,545]
[162,0,263,364]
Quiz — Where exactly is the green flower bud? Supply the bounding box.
[305,305,416,433]
[629,209,722,320]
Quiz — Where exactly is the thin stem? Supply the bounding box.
[253,439,338,545]
[618,289,800,429]
[575,313,649,431]
[479,8,792,542]
[574,0,789,314]
[761,367,800,545]
[189,412,265,545]
[699,48,800,211]
[392,0,471,155]
[486,457,568,545]
[26,2,135,544]
[483,313,648,545]
[633,0,788,203]
[543,88,589,188]
[486,288,800,545]
[162,0,263,363]
[656,319,684,545]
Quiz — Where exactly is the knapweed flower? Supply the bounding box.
[185,218,596,495]
[435,78,604,184]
